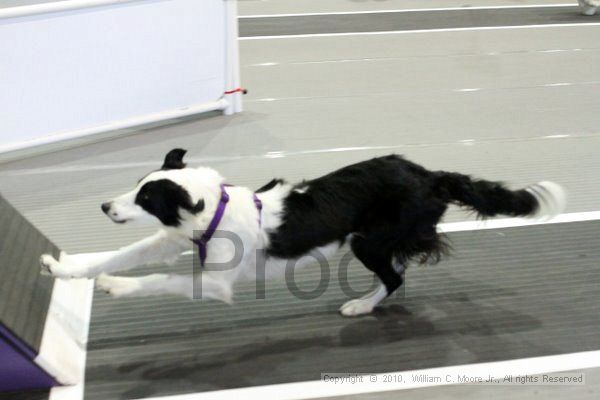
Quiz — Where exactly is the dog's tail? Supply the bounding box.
[434,172,566,219]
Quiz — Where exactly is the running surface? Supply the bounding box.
[83,220,600,399]
[239,7,597,37]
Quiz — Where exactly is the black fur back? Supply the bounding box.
[264,155,538,266]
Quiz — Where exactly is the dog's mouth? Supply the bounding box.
[111,218,129,224]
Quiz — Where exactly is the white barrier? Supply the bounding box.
[0,0,242,154]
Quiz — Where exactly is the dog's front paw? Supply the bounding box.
[40,254,58,276]
[40,252,90,279]
[96,274,141,298]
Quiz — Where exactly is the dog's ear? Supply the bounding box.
[162,148,187,170]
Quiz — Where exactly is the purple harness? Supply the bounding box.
[191,184,262,267]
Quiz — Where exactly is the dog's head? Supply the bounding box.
[101,149,222,227]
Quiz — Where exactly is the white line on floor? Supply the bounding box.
[437,211,600,233]
[246,81,600,103]
[245,47,593,67]
[0,133,592,176]
[135,350,600,400]
[239,4,576,18]
[239,23,600,40]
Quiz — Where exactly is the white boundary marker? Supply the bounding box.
[44,255,98,400]
[43,279,95,400]
[239,3,577,18]
[437,211,600,233]
[137,350,600,400]
[36,253,110,400]
[240,23,600,40]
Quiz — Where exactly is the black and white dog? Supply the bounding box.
[40,149,566,316]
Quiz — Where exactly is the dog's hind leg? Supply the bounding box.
[96,272,233,304]
[339,236,404,317]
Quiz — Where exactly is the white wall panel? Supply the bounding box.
[0,0,238,153]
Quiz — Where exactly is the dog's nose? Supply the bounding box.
[101,202,112,214]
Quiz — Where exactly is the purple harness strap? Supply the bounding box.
[191,184,262,267]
